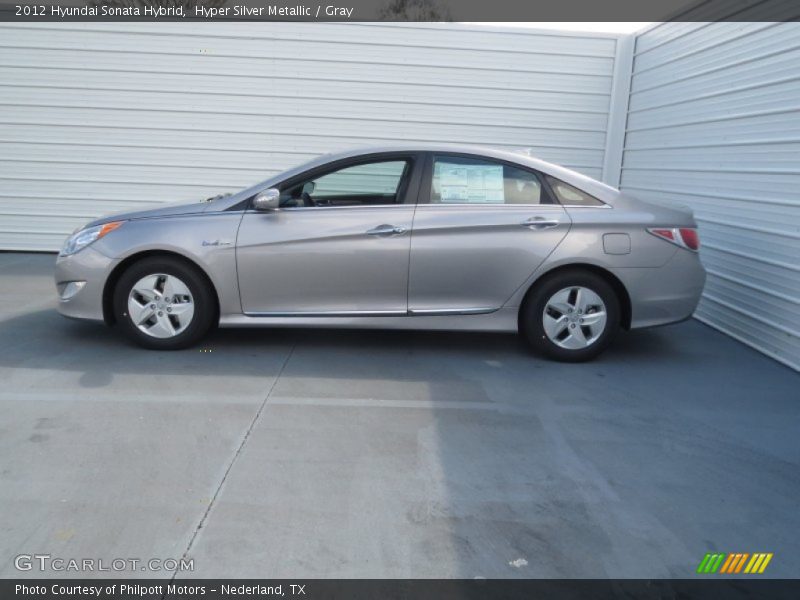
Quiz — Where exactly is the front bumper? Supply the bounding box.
[612,249,706,329]
[54,247,119,322]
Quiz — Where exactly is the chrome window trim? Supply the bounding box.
[244,204,413,213]
[244,203,581,212]
[417,203,564,209]
[561,204,613,209]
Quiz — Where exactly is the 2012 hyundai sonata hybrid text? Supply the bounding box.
[55,145,706,362]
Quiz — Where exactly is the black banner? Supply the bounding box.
[3,0,800,22]
[4,579,800,600]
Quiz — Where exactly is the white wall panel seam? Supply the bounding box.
[620,185,800,208]
[0,44,616,77]
[0,83,610,114]
[0,104,610,133]
[0,66,612,97]
[0,122,609,151]
[630,42,800,95]
[601,34,634,186]
[625,106,800,132]
[632,23,713,56]
[628,74,800,114]
[631,22,778,72]
[702,293,799,339]
[0,26,619,58]
[706,269,800,305]
[701,243,799,273]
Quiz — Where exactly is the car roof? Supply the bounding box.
[318,143,577,178]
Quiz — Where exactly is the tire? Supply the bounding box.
[520,269,620,362]
[113,256,216,350]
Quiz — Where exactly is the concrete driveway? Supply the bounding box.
[1,251,798,579]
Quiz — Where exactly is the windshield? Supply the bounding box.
[227,153,335,203]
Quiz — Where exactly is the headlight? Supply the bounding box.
[59,221,124,257]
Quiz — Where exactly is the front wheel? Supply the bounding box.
[113,257,216,350]
[520,270,620,362]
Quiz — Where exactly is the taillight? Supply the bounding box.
[648,227,700,251]
[679,228,699,251]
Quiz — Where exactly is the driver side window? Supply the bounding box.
[280,160,409,208]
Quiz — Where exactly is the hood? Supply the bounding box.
[85,199,217,228]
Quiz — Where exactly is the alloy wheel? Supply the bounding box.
[542,286,607,349]
[127,273,195,338]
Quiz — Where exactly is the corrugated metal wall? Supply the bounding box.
[620,22,800,370]
[0,22,619,251]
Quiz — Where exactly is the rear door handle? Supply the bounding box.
[521,217,560,230]
[366,224,407,236]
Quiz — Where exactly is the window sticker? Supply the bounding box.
[435,162,504,203]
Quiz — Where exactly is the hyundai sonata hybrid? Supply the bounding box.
[55,145,705,361]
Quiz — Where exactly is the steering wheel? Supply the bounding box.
[300,181,316,207]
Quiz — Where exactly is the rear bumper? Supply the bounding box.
[612,249,706,329]
[54,247,118,322]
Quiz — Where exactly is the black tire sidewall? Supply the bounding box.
[522,270,620,362]
[113,257,214,350]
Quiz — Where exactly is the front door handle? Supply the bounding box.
[366,224,407,236]
[521,217,560,230]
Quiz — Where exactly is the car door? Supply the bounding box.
[236,154,422,314]
[408,153,571,313]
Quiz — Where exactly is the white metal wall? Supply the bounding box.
[0,22,620,251]
[620,22,800,370]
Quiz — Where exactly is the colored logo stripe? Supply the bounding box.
[744,553,773,574]
[720,553,748,573]
[697,553,773,574]
[696,553,725,573]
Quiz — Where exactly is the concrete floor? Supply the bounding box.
[1,251,798,579]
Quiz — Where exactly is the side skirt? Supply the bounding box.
[218,306,520,332]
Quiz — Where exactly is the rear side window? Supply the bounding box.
[546,176,605,207]
[431,156,549,205]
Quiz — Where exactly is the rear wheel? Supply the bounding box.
[520,269,620,362]
[113,257,215,350]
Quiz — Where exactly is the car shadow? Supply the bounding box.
[1,307,684,368]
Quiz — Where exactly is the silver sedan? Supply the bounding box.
[54,145,705,361]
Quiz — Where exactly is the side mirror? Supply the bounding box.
[253,188,280,211]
